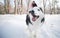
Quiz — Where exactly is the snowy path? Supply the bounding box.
[0,14,60,38]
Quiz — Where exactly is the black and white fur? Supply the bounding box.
[26,7,45,38]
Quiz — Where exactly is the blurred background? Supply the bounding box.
[0,0,60,14]
[0,0,60,38]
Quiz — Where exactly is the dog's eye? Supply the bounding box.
[29,10,34,13]
[38,9,40,11]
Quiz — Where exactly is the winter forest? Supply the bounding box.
[0,0,60,14]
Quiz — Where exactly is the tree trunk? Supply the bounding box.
[43,0,45,14]
[26,0,30,12]
[52,0,55,14]
[49,0,52,14]
[14,0,18,14]
[7,0,10,14]
[4,0,7,14]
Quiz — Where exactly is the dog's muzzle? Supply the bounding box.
[32,15,39,22]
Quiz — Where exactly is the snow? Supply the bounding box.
[0,14,60,38]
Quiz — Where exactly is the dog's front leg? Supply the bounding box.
[29,30,33,38]
[27,26,33,38]
[32,31,36,38]
[29,30,37,38]
[33,29,37,38]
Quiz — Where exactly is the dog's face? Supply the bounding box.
[29,7,44,22]
[26,7,45,25]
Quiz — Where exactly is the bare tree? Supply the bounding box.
[52,0,56,14]
[4,0,6,13]
[4,0,10,14]
[55,0,58,14]
[20,0,23,14]
[14,0,17,14]
[48,0,52,14]
[52,0,58,14]
[0,2,5,14]
[17,0,21,14]
[7,0,10,14]
[14,0,23,14]
[43,0,46,14]
[26,0,30,12]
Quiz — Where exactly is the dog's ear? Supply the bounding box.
[41,17,45,23]
[26,15,29,25]
[26,15,32,26]
[39,7,43,12]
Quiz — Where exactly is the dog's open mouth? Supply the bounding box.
[32,16,39,22]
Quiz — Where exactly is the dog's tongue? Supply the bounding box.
[32,17,38,21]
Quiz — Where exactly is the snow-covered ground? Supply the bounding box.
[0,14,60,38]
